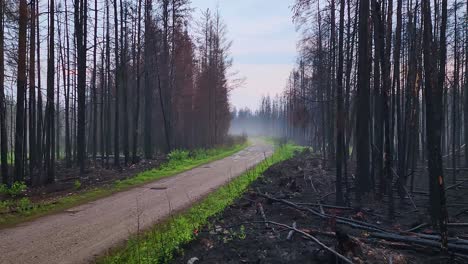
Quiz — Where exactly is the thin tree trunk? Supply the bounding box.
[45,0,56,183]
[36,0,43,180]
[0,0,7,185]
[15,0,28,182]
[422,0,449,251]
[64,0,71,168]
[113,0,120,167]
[335,0,345,206]
[132,0,143,164]
[29,0,37,183]
[143,0,153,159]
[356,0,372,201]
[92,0,98,162]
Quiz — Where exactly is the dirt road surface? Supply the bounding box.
[0,142,273,264]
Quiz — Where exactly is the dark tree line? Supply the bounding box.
[235,0,467,249]
[0,0,233,186]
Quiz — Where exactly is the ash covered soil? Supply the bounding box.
[174,150,468,264]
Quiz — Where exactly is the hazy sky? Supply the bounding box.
[191,0,299,111]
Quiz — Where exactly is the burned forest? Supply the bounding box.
[0,0,233,187]
[0,0,468,263]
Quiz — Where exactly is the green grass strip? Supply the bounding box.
[100,143,303,264]
[0,143,249,228]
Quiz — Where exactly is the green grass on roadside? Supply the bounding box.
[114,144,247,189]
[0,143,249,228]
[100,143,303,264]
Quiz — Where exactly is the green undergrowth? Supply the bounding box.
[114,143,248,189]
[100,143,303,264]
[0,143,248,228]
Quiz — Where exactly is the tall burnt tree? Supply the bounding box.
[143,0,153,159]
[335,0,345,206]
[75,0,88,173]
[132,0,143,164]
[45,0,56,183]
[0,0,7,185]
[15,0,28,182]
[422,0,449,250]
[355,0,371,200]
[29,0,37,180]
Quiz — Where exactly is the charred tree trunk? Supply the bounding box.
[143,0,153,159]
[91,0,99,162]
[0,0,7,185]
[113,0,120,167]
[355,0,372,201]
[15,0,28,182]
[335,0,345,206]
[29,0,37,182]
[132,0,143,164]
[45,0,56,183]
[76,0,88,174]
[422,0,449,251]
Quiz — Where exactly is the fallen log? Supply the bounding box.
[455,209,468,217]
[404,223,429,232]
[297,202,354,211]
[448,223,468,227]
[446,179,468,191]
[256,192,390,233]
[249,220,354,264]
[370,232,468,254]
[398,232,468,246]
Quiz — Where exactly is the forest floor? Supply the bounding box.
[0,141,271,264]
[174,150,468,264]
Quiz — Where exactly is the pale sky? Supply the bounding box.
[191,0,299,111]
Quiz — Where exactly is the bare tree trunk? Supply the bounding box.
[45,0,56,183]
[132,0,143,163]
[356,0,372,201]
[451,0,459,184]
[105,0,111,167]
[113,0,120,167]
[29,0,37,183]
[465,0,468,167]
[15,0,28,182]
[36,0,43,179]
[0,0,7,185]
[143,0,153,159]
[422,0,449,251]
[76,0,88,174]
[64,0,71,168]
[92,0,99,162]
[335,0,345,206]
[121,1,129,165]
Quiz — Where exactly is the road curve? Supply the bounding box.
[0,142,273,264]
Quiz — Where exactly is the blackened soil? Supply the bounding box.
[173,150,468,264]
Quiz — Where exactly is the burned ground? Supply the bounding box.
[174,151,468,264]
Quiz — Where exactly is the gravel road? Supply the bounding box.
[0,142,273,264]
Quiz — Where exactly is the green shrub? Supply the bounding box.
[192,149,208,159]
[0,184,7,195]
[9,182,27,197]
[168,150,190,162]
[0,200,10,213]
[74,180,82,190]
[17,198,33,213]
[0,182,27,197]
